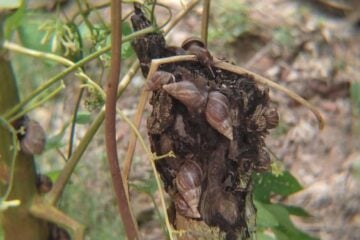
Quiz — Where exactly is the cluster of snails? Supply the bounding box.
[146,69,234,140]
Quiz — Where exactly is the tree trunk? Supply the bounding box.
[0,13,49,240]
[131,5,275,239]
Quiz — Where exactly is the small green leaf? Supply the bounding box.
[75,111,91,124]
[4,0,25,39]
[257,232,277,240]
[264,203,319,240]
[351,82,360,110]
[255,200,279,227]
[129,176,157,195]
[121,41,134,59]
[351,159,360,181]
[122,22,133,36]
[272,228,290,240]
[284,205,311,217]
[253,171,303,203]
[17,13,55,53]
[45,123,69,151]
[45,170,61,182]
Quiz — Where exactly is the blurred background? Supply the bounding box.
[8,0,360,239]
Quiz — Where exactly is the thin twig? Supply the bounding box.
[2,26,155,119]
[213,59,325,129]
[105,0,139,239]
[67,89,84,158]
[201,0,211,45]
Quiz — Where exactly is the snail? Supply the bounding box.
[36,174,53,194]
[163,80,233,139]
[255,148,271,172]
[162,81,208,113]
[175,160,202,218]
[20,119,46,155]
[181,37,215,77]
[264,107,279,129]
[205,91,233,140]
[145,70,175,91]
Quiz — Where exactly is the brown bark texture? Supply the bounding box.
[0,14,49,239]
[130,5,277,240]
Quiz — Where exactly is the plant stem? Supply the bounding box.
[2,26,155,120]
[46,61,139,206]
[201,0,211,45]
[105,0,139,238]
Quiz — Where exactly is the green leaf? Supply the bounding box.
[255,200,279,227]
[257,232,277,240]
[351,159,360,181]
[46,170,61,182]
[284,205,311,217]
[17,13,54,53]
[121,41,134,59]
[122,22,133,36]
[253,171,303,203]
[351,82,360,111]
[129,176,157,195]
[264,203,319,240]
[45,122,69,151]
[4,0,25,39]
[75,111,91,124]
[272,228,290,240]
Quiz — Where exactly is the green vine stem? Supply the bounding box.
[30,197,85,240]
[7,82,65,123]
[0,117,18,201]
[1,26,155,120]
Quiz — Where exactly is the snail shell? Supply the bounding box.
[145,70,175,91]
[264,107,279,129]
[205,91,233,140]
[36,174,53,194]
[175,160,202,218]
[20,119,46,155]
[181,37,215,77]
[162,81,208,113]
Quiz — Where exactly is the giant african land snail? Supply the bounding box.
[181,37,215,77]
[175,160,203,219]
[19,119,46,155]
[163,80,233,140]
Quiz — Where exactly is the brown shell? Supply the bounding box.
[264,107,279,129]
[20,119,46,155]
[163,81,208,112]
[145,70,175,91]
[181,37,205,50]
[36,174,53,194]
[175,161,202,218]
[174,193,201,219]
[205,91,233,140]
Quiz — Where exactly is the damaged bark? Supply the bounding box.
[131,5,278,240]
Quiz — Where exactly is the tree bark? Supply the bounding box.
[0,13,49,240]
[131,5,275,239]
